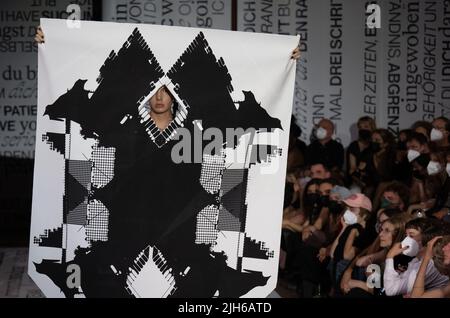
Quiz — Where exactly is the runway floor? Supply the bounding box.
[0,248,289,298]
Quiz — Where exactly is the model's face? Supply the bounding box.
[150,86,173,114]
[379,221,395,248]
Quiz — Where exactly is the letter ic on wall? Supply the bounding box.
[366,4,381,29]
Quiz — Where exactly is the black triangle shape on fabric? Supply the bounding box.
[64,171,88,213]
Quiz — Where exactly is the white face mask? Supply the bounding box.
[407,149,421,162]
[427,161,442,175]
[447,163,450,177]
[430,128,444,142]
[401,236,420,257]
[343,209,358,225]
[315,127,328,140]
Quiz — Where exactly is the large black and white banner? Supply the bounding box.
[237,0,450,145]
[0,0,94,159]
[102,0,232,30]
[29,18,297,297]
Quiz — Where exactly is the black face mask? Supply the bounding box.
[306,193,321,206]
[319,195,330,207]
[372,142,382,153]
[359,129,372,142]
[328,200,342,215]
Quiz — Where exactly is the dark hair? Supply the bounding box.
[411,120,433,139]
[380,207,402,219]
[406,217,435,232]
[434,116,450,133]
[399,129,413,141]
[383,181,411,210]
[407,131,429,146]
[319,178,339,187]
[373,128,395,147]
[385,214,411,246]
[310,161,331,172]
[357,116,376,131]
[284,182,295,209]
[302,178,321,204]
[421,219,450,246]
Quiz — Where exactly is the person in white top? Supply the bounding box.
[383,218,449,296]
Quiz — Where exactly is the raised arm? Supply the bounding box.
[411,236,442,298]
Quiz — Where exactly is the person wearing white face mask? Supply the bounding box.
[427,160,442,176]
[383,218,449,297]
[431,117,450,152]
[327,193,372,295]
[306,118,345,174]
[406,132,429,163]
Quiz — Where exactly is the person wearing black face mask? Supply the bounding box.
[358,129,372,143]
[347,117,376,189]
[371,142,382,154]
[363,129,396,198]
[319,194,330,208]
[410,154,433,204]
[393,129,413,183]
[305,192,321,207]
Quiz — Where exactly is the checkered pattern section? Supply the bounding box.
[200,152,225,194]
[91,143,115,188]
[86,200,109,242]
[217,205,241,232]
[68,160,91,190]
[195,205,219,245]
[220,169,245,194]
[67,200,88,225]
